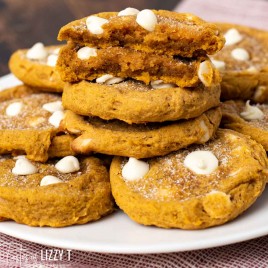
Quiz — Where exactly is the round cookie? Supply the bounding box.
[9,43,64,92]
[57,42,220,88]
[0,155,114,227]
[60,107,221,158]
[222,100,268,150]
[211,23,268,103]
[0,85,74,162]
[62,80,221,124]
[110,129,268,229]
[58,10,224,57]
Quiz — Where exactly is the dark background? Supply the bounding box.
[0,0,180,76]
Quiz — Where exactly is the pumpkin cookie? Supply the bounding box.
[58,10,224,57]
[0,85,74,162]
[57,42,220,88]
[60,107,221,158]
[110,129,268,229]
[62,79,221,124]
[9,43,64,92]
[222,100,268,150]
[0,155,114,227]
[211,23,268,103]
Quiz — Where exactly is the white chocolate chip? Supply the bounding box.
[208,190,229,197]
[13,155,26,160]
[6,102,23,117]
[55,156,80,174]
[228,168,242,177]
[80,138,92,148]
[184,151,218,175]
[28,117,46,127]
[96,74,124,85]
[77,47,97,60]
[118,7,140,16]
[40,175,63,186]
[42,101,63,113]
[199,121,210,143]
[253,86,267,101]
[231,48,250,61]
[96,74,113,83]
[26,42,48,60]
[106,77,124,85]
[46,54,58,67]
[240,100,264,120]
[136,9,157,32]
[246,66,258,73]
[52,47,61,55]
[48,111,64,128]
[150,80,176,89]
[12,158,38,175]
[86,16,108,35]
[224,28,243,46]
[210,59,226,71]
[198,60,213,87]
[122,157,149,181]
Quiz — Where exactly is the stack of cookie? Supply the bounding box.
[57,9,223,159]
[55,8,268,229]
[1,9,267,230]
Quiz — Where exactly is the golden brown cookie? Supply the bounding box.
[57,42,220,88]
[58,10,224,57]
[211,23,268,103]
[0,85,74,162]
[60,107,221,158]
[221,100,268,150]
[62,80,221,124]
[110,129,268,229]
[0,156,114,227]
[9,43,64,93]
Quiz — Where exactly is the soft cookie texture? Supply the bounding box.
[110,129,268,229]
[0,85,74,162]
[9,44,64,92]
[57,42,220,88]
[62,80,221,124]
[58,10,224,57]
[222,100,268,150]
[211,23,268,103]
[60,107,221,158]
[0,156,114,227]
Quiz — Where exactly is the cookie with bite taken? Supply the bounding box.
[58,9,225,57]
[56,42,220,88]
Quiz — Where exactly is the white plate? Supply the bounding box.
[0,74,268,254]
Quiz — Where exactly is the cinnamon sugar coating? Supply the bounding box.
[0,156,114,227]
[0,85,74,162]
